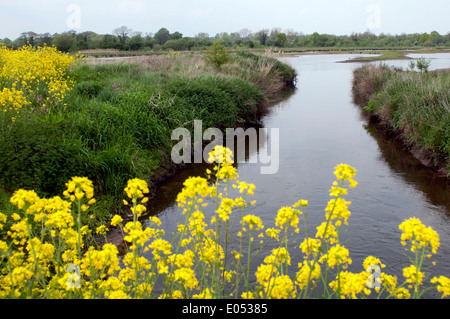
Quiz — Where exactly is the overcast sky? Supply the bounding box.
[1,0,449,40]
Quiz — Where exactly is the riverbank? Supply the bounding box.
[0,48,296,249]
[100,51,297,248]
[352,64,450,176]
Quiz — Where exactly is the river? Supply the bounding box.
[143,52,450,298]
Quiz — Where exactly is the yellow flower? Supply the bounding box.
[329,271,371,299]
[363,256,386,271]
[95,225,109,235]
[215,198,235,222]
[173,267,198,289]
[242,214,264,231]
[399,217,440,255]
[168,250,195,268]
[333,164,357,187]
[111,215,123,227]
[324,197,351,226]
[264,247,291,266]
[394,287,411,299]
[241,291,255,299]
[193,288,213,299]
[266,275,296,299]
[403,265,424,288]
[315,222,338,244]
[124,178,149,199]
[431,276,450,298]
[10,189,41,213]
[176,176,211,207]
[207,145,234,164]
[64,177,94,202]
[299,238,321,257]
[80,243,120,278]
[319,244,352,269]
[296,260,321,289]
[275,206,301,229]
[265,228,281,241]
[148,238,172,260]
[130,204,147,217]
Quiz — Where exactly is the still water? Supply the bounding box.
[144,53,450,297]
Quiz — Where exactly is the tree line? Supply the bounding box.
[2,26,449,52]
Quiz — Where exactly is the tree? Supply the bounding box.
[127,34,144,50]
[170,31,183,40]
[238,28,252,40]
[204,39,230,70]
[256,29,269,45]
[286,29,299,45]
[113,26,132,45]
[20,31,38,46]
[275,33,287,47]
[36,33,53,47]
[155,28,170,45]
[52,33,75,52]
[430,31,441,46]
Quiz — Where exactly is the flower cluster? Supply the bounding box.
[0,147,448,299]
[0,45,79,120]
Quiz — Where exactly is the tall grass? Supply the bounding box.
[352,64,450,173]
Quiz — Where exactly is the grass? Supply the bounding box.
[352,64,450,174]
[0,50,296,229]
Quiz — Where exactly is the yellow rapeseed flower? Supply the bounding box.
[399,217,440,255]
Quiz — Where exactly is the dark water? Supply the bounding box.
[144,53,450,297]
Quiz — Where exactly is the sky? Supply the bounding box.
[1,0,449,40]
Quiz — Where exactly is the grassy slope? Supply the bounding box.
[0,51,296,228]
[352,64,450,175]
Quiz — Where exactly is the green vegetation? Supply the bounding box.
[352,62,450,174]
[3,28,450,53]
[0,50,296,227]
[204,39,231,70]
[341,50,410,63]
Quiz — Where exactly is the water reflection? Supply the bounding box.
[362,116,450,213]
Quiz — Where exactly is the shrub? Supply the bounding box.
[204,39,230,71]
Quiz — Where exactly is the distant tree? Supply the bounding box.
[126,34,144,50]
[275,32,287,47]
[155,28,170,45]
[285,29,299,45]
[52,33,75,52]
[1,38,12,46]
[113,26,132,45]
[419,33,430,46]
[238,28,252,40]
[309,32,321,47]
[163,38,196,51]
[20,31,38,46]
[429,31,441,46]
[101,34,118,49]
[170,31,183,40]
[36,33,53,47]
[256,29,269,45]
[195,33,211,46]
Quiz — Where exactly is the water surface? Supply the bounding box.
[144,53,450,297]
